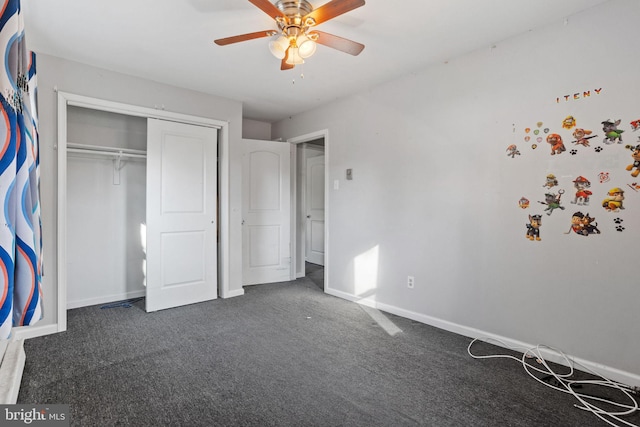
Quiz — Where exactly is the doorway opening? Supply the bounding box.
[289,131,328,291]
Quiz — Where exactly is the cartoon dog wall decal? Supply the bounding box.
[526,214,542,241]
[630,119,640,131]
[562,116,577,130]
[538,190,565,215]
[571,128,597,147]
[506,144,521,158]
[542,174,558,188]
[624,143,640,177]
[602,187,625,212]
[571,176,592,205]
[546,133,566,155]
[566,211,601,236]
[601,119,624,144]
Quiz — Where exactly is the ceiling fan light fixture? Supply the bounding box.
[269,35,290,59]
[214,0,366,71]
[296,34,316,58]
[285,47,305,65]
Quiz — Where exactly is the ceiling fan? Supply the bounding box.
[214,0,365,70]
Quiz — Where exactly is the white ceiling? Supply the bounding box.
[23,0,608,123]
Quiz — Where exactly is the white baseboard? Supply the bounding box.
[325,286,640,388]
[12,324,61,341]
[0,339,26,404]
[221,288,244,299]
[67,290,146,310]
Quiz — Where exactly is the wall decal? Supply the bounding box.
[506,144,521,158]
[543,174,558,188]
[570,176,592,205]
[513,87,638,241]
[572,128,597,147]
[539,190,565,215]
[598,172,610,183]
[602,187,625,212]
[601,119,624,144]
[565,211,601,236]
[555,88,602,103]
[624,143,640,177]
[547,133,566,155]
[526,214,542,241]
[562,115,577,129]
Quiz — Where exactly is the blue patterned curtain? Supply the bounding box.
[0,0,43,339]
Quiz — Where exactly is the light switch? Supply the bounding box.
[334,179,340,190]
[346,168,353,180]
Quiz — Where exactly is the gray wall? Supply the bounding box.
[242,118,272,140]
[34,54,244,328]
[273,0,640,381]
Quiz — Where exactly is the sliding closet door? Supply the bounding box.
[146,119,218,312]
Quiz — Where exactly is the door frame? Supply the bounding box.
[31,91,230,337]
[288,130,328,287]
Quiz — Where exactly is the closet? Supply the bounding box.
[61,95,220,314]
[66,107,147,309]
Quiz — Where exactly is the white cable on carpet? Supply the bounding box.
[467,337,639,427]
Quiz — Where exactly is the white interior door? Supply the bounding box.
[305,155,325,266]
[242,139,291,285]
[146,119,218,311]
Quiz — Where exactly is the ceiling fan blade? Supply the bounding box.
[304,0,365,26]
[281,49,295,70]
[214,30,275,46]
[313,31,364,55]
[248,0,286,19]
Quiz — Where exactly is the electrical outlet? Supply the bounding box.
[407,276,415,289]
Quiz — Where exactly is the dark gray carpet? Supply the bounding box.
[305,262,324,290]
[18,277,638,426]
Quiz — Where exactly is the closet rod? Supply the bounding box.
[67,143,146,159]
[67,148,146,159]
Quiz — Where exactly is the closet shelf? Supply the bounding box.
[67,143,147,159]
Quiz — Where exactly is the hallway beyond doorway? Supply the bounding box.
[305,262,324,291]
